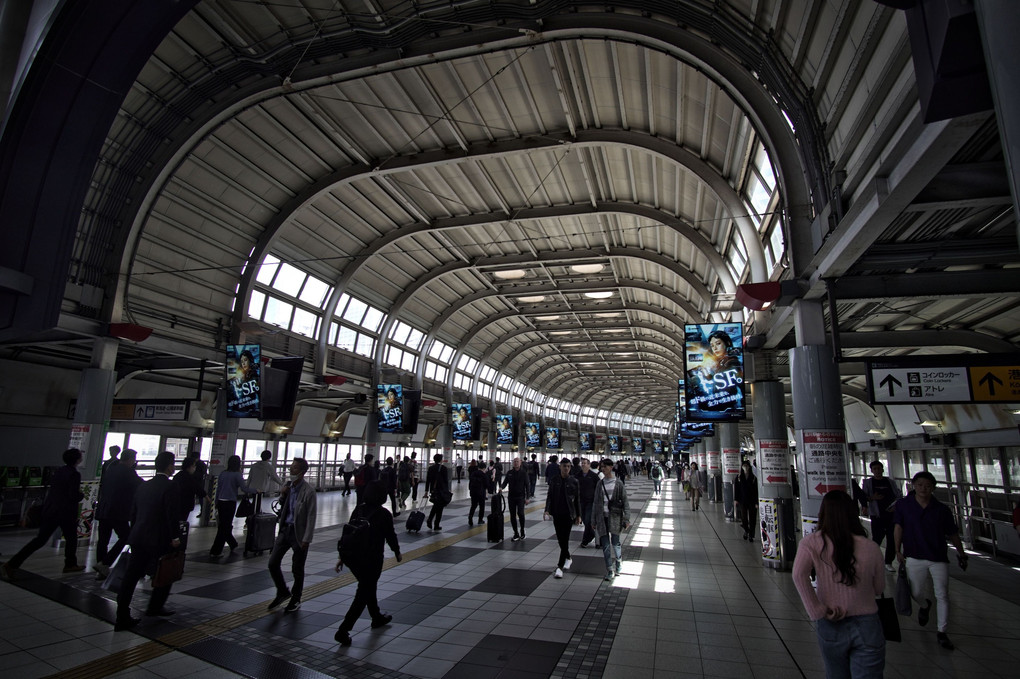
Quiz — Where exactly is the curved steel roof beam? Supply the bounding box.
[496,336,685,379]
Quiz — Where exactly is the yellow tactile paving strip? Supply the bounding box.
[48,503,544,679]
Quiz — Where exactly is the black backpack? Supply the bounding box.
[337,508,375,567]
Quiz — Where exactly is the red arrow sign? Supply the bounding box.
[766,475,788,483]
[815,483,844,495]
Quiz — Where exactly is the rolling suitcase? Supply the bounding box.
[405,497,427,533]
[243,512,277,556]
[487,493,505,542]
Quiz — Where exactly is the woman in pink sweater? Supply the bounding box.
[793,490,886,679]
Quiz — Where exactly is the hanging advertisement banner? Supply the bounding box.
[451,403,472,440]
[800,429,848,499]
[760,498,779,563]
[757,439,790,486]
[723,448,741,476]
[376,384,404,433]
[494,415,515,445]
[226,344,260,418]
[683,323,745,421]
[707,450,721,474]
[525,422,541,448]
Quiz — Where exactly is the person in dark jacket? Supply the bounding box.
[500,457,530,541]
[545,455,559,485]
[468,460,489,527]
[527,454,540,499]
[334,481,401,646]
[425,454,451,531]
[544,458,581,578]
[354,453,379,505]
[576,458,600,548]
[173,455,207,523]
[614,459,629,484]
[94,448,143,577]
[380,457,399,516]
[2,448,85,579]
[734,461,759,542]
[115,451,182,630]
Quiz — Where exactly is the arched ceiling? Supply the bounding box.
[2,1,1017,439]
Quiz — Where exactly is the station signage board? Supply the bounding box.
[109,400,190,421]
[756,439,789,485]
[799,429,847,499]
[866,354,1020,404]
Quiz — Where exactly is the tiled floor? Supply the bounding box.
[1,475,1017,678]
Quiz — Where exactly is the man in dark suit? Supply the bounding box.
[1,448,85,579]
[115,451,182,630]
[94,448,142,577]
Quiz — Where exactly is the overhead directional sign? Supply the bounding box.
[866,354,1020,404]
[109,400,190,421]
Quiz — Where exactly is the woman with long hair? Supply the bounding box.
[210,454,254,557]
[793,490,886,678]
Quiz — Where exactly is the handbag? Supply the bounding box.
[236,495,254,518]
[876,595,901,642]
[894,562,912,615]
[152,550,186,588]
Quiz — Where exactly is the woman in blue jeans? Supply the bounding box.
[792,491,886,678]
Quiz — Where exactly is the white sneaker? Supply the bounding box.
[554,567,563,579]
[885,563,896,573]
[563,558,572,570]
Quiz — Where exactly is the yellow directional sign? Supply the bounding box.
[968,366,1020,402]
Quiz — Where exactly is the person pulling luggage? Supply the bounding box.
[267,457,317,614]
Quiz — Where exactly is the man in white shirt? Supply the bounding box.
[247,450,284,512]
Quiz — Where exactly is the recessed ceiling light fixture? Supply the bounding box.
[535,315,561,321]
[517,295,547,303]
[571,263,605,274]
[584,291,613,299]
[549,330,573,335]
[494,269,527,280]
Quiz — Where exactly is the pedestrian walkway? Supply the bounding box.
[0,473,1017,678]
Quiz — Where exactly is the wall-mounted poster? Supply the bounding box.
[226,344,260,418]
[494,414,515,444]
[653,439,664,454]
[376,384,403,433]
[545,427,561,449]
[525,421,541,448]
[451,403,473,440]
[608,435,621,453]
[579,432,594,451]
[684,323,745,421]
[633,438,645,454]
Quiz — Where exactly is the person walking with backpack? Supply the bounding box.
[334,481,401,646]
[267,457,317,614]
[650,462,663,495]
[593,459,630,581]
[425,454,452,531]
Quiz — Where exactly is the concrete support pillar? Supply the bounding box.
[790,299,849,537]
[704,434,720,502]
[720,423,740,520]
[752,380,796,569]
[974,1,1020,246]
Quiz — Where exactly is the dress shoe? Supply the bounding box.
[334,630,352,646]
[94,563,110,578]
[371,613,392,628]
[268,591,291,611]
[936,632,954,650]
[145,608,175,617]
[918,599,932,627]
[0,562,14,581]
[114,617,140,631]
[62,564,85,574]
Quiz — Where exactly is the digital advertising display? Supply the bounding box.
[685,422,715,437]
[653,439,664,454]
[579,432,594,451]
[226,344,260,418]
[525,421,541,448]
[494,414,515,445]
[376,384,403,433]
[684,323,745,422]
[451,403,473,440]
[633,438,645,454]
[545,427,561,449]
[608,435,621,453]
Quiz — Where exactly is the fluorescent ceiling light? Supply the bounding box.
[494,269,527,280]
[603,328,627,333]
[585,291,613,299]
[549,330,573,335]
[517,295,547,303]
[571,263,605,274]
[535,315,561,321]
